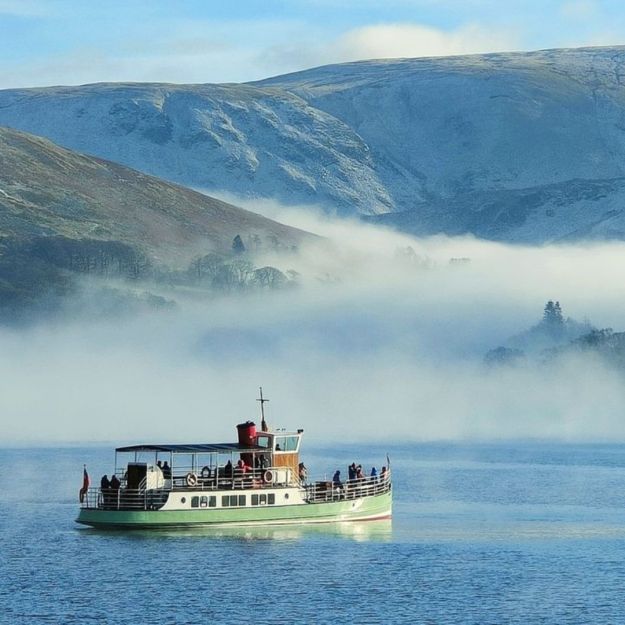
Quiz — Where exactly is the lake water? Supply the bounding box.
[2,443,625,624]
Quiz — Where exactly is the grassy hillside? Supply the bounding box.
[0,126,313,317]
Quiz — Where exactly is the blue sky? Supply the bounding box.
[0,0,623,88]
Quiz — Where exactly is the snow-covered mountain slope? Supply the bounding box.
[261,47,625,241]
[2,46,625,241]
[0,83,391,216]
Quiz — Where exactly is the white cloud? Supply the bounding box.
[0,18,522,89]
[334,22,520,61]
[257,21,521,77]
[0,0,48,17]
[560,0,600,20]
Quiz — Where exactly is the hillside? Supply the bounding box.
[0,126,313,315]
[2,47,625,241]
[0,82,391,217]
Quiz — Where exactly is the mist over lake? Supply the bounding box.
[4,212,625,445]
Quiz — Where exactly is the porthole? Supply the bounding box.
[285,493,289,500]
[181,497,186,504]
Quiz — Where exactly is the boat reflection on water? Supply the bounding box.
[83,519,393,543]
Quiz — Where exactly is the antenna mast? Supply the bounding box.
[257,387,269,432]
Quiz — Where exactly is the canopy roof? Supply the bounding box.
[115,443,267,454]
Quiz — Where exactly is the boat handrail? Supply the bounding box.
[79,468,391,510]
[79,487,168,511]
[304,469,392,503]
[168,467,292,490]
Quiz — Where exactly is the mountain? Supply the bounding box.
[0,82,392,217]
[2,46,625,241]
[0,126,312,315]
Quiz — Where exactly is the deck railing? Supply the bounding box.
[80,487,169,511]
[170,467,271,490]
[80,470,391,510]
[304,471,392,503]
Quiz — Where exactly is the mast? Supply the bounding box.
[257,386,269,432]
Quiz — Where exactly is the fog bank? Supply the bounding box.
[3,206,625,445]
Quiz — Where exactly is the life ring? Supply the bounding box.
[263,470,275,484]
[200,466,211,479]
[186,472,198,487]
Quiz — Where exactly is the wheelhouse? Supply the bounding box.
[110,423,305,493]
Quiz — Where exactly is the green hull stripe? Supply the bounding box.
[76,491,392,528]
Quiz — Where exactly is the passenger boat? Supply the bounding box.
[76,391,392,529]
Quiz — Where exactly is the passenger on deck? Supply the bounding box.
[162,461,172,480]
[356,465,364,480]
[156,460,163,470]
[348,463,356,481]
[332,470,342,488]
[380,466,387,481]
[225,460,233,477]
[101,475,111,506]
[236,459,250,476]
[298,462,308,482]
[370,467,377,479]
[110,475,121,490]
[259,455,268,470]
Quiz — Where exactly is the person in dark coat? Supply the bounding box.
[101,475,111,507]
[162,461,172,479]
[332,470,342,488]
[348,463,356,481]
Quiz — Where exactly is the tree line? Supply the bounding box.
[19,234,296,292]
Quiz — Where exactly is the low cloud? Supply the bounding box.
[3,204,625,446]
[258,21,520,76]
[333,22,519,61]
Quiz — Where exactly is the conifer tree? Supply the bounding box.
[232,234,245,255]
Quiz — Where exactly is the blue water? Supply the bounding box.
[2,443,625,624]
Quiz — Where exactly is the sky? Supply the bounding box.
[0,0,624,88]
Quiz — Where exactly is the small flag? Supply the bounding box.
[79,465,90,503]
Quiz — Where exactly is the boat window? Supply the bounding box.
[222,495,239,507]
[268,494,275,505]
[252,494,259,506]
[284,436,299,451]
[209,496,216,508]
[259,494,267,505]
[222,495,230,507]
[200,496,208,508]
[274,436,299,452]
[256,435,271,448]
[238,495,246,506]
[191,496,199,508]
